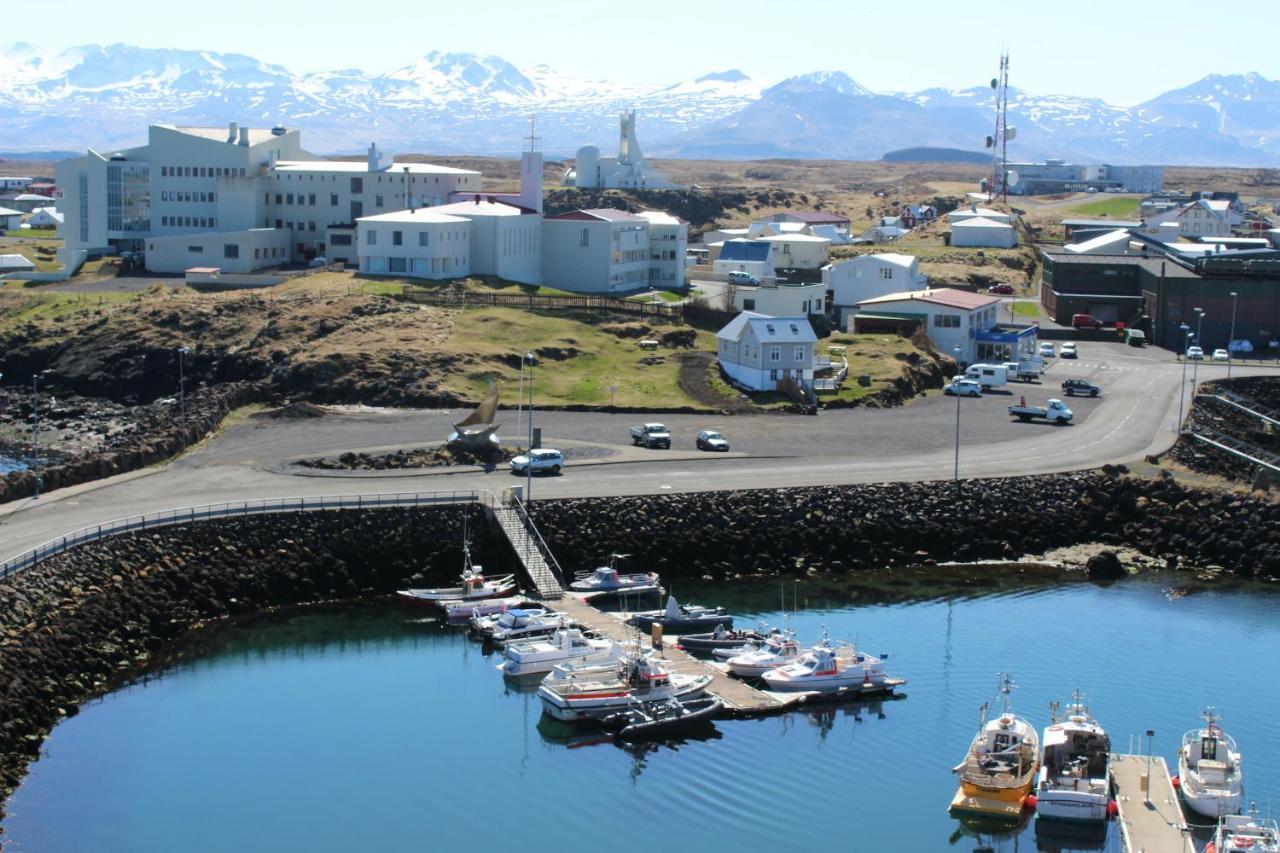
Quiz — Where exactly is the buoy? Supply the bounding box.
[1171,775,1181,790]
[1024,794,1037,810]
[1107,799,1119,817]
[1205,843,1217,853]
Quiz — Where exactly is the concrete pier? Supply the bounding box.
[1110,753,1194,853]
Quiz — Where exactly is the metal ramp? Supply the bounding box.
[1206,390,1280,428]
[1188,429,1280,474]
[486,494,564,600]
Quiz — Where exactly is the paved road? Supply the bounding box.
[0,342,1270,563]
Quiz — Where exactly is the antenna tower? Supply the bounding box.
[987,52,1010,203]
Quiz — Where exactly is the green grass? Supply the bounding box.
[0,283,152,336]
[1012,301,1039,318]
[4,228,56,239]
[1067,197,1140,219]
[625,289,689,304]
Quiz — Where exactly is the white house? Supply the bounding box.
[950,217,1018,248]
[732,281,826,317]
[712,239,775,280]
[871,216,909,242]
[27,207,64,228]
[762,211,851,233]
[716,312,819,392]
[429,198,542,285]
[1137,198,1241,241]
[0,206,22,232]
[949,205,1013,226]
[0,193,56,213]
[851,288,1003,363]
[561,111,676,189]
[1063,229,1134,255]
[0,177,33,192]
[700,227,749,247]
[759,233,830,270]
[823,253,928,328]
[356,209,472,280]
[542,208,651,293]
[635,210,688,289]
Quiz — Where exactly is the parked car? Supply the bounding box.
[726,271,760,286]
[1186,345,1205,360]
[1039,342,1056,357]
[696,430,730,451]
[630,423,672,449]
[1060,343,1078,359]
[989,284,1015,295]
[1072,314,1105,329]
[1212,348,1229,362]
[1009,398,1074,424]
[944,378,983,397]
[1061,379,1101,398]
[510,448,564,475]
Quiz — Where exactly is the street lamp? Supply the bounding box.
[1192,308,1205,399]
[177,345,190,450]
[32,368,51,499]
[516,358,526,449]
[1177,325,1192,432]
[525,352,535,502]
[953,345,962,496]
[1228,292,1239,379]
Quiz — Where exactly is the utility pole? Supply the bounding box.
[525,352,534,502]
[953,345,962,498]
[177,345,190,450]
[32,369,50,499]
[1228,291,1239,379]
[1192,308,1205,400]
[1177,325,1191,431]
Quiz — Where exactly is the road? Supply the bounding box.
[0,343,1269,564]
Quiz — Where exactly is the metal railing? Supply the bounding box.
[501,496,566,596]
[1188,430,1280,474]
[0,490,481,580]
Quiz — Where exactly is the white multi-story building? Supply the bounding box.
[542,209,652,293]
[1137,198,1242,241]
[824,253,928,328]
[635,210,688,289]
[356,210,472,280]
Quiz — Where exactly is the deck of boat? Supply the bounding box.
[1110,753,1194,853]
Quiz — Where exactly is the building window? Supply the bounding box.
[351,177,363,194]
[769,346,781,362]
[308,222,316,232]
[743,298,755,310]
[794,346,805,361]
[187,245,203,253]
[389,257,407,272]
[769,369,779,381]
[275,194,283,205]
[308,194,316,206]
[275,219,283,229]
[934,314,960,328]
[376,195,384,208]
[366,230,377,245]
[224,244,239,259]
[419,231,429,246]
[392,230,402,246]
[330,193,338,206]
[879,267,893,279]
[209,192,216,203]
[330,234,352,246]
[287,193,294,205]
[580,227,589,248]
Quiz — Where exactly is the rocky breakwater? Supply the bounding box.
[1166,377,1280,483]
[0,381,268,504]
[0,503,490,815]
[530,470,1280,581]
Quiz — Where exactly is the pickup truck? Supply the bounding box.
[1008,398,1074,424]
[630,423,672,449]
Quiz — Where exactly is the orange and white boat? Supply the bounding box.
[950,674,1040,820]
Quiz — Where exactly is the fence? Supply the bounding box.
[0,490,481,580]
[400,286,684,320]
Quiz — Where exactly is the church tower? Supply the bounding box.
[519,115,543,214]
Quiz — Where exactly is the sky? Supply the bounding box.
[9,0,1280,105]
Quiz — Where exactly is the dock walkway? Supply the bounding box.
[1110,753,1194,853]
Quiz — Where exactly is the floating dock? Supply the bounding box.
[1110,753,1194,853]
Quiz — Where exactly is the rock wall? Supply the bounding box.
[1166,378,1280,483]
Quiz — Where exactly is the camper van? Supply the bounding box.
[964,363,1008,389]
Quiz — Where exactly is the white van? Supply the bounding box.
[964,363,1008,388]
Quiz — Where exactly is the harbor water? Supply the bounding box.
[5,572,1280,852]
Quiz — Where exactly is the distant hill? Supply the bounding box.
[882,147,991,164]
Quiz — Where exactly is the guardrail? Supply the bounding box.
[508,496,567,590]
[0,490,481,580]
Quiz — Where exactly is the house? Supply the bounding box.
[1062,229,1134,256]
[561,111,677,189]
[715,312,819,392]
[0,254,36,273]
[26,182,59,198]
[950,217,1018,248]
[27,207,64,228]
[809,223,853,245]
[759,233,830,270]
[356,209,472,280]
[1137,198,1246,242]
[712,239,775,280]
[851,288,1013,363]
[542,208,651,293]
[0,193,57,213]
[635,210,688,289]
[0,177,33,192]
[0,206,22,232]
[1061,218,1142,242]
[700,227,749,247]
[731,281,827,318]
[823,253,928,328]
[427,198,542,285]
[949,205,1013,226]
[762,211,851,233]
[871,215,908,242]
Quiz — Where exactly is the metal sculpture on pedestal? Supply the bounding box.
[448,382,502,449]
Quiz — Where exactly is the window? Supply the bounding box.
[769,369,779,381]
[389,257,407,272]
[330,234,352,246]
[209,192,216,203]
[392,230,403,246]
[580,227,589,248]
[239,168,246,177]
[308,222,316,232]
[308,194,316,206]
[418,231,429,247]
[934,315,961,328]
[375,195,384,208]
[224,244,239,259]
[769,346,781,362]
[275,194,283,205]
[782,244,790,255]
[265,193,271,205]
[351,177,363,194]
[187,245,204,253]
[743,298,755,310]
[366,230,377,245]
[330,193,338,206]
[287,193,294,205]
[879,267,894,279]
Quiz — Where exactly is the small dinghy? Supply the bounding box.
[599,696,723,741]
[628,595,732,635]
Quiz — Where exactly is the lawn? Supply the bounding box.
[0,281,155,336]
[4,228,56,239]
[1011,301,1039,318]
[1067,196,1141,219]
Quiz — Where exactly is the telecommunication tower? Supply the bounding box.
[985,52,1013,203]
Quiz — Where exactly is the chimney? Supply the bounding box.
[238,127,249,146]
[228,121,238,143]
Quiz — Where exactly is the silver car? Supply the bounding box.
[696,430,730,451]
[510,448,564,475]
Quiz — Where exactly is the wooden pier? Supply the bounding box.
[1110,753,1194,853]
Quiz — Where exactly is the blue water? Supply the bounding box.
[6,575,1280,853]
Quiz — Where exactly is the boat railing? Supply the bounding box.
[0,489,482,580]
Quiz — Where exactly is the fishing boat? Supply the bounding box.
[499,629,619,677]
[537,653,713,722]
[1207,805,1280,853]
[1178,707,1244,819]
[396,537,516,606]
[950,674,1041,820]
[759,641,899,695]
[628,595,732,634]
[599,696,723,741]
[726,632,804,678]
[569,555,661,595]
[441,596,529,623]
[1035,691,1112,824]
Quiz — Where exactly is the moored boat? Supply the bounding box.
[441,596,529,623]
[1035,691,1112,824]
[1179,707,1244,819]
[488,611,575,645]
[537,653,713,722]
[397,539,516,606]
[759,642,899,695]
[1207,805,1280,853]
[628,595,732,634]
[569,555,661,595]
[599,696,723,741]
[499,629,619,677]
[681,626,780,654]
[726,632,803,678]
[950,674,1041,820]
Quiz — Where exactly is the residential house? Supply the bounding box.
[760,233,830,270]
[0,177,33,192]
[852,288,1020,364]
[950,217,1018,248]
[762,211,851,233]
[712,239,776,280]
[871,215,908,242]
[1,193,57,213]
[1137,198,1242,241]
[731,281,827,318]
[823,253,928,328]
[542,208,651,293]
[27,207,64,228]
[715,312,819,392]
[949,205,1013,226]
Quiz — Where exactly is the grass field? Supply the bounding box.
[4,228,57,239]
[1067,197,1141,219]
[1012,301,1039,318]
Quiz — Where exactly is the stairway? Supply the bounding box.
[1209,390,1280,427]
[1189,429,1280,474]
[490,502,564,600]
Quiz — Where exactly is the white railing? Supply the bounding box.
[0,490,481,579]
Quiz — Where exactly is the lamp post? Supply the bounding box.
[953,345,962,497]
[32,369,51,499]
[1192,308,1205,399]
[1145,729,1155,805]
[1177,325,1192,432]
[516,358,526,449]
[177,345,190,450]
[525,352,535,502]
[1227,291,1239,379]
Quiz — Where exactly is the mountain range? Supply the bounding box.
[2,43,1278,167]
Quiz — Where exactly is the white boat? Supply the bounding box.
[537,653,713,722]
[569,555,661,594]
[397,539,516,606]
[544,644,644,685]
[489,611,574,645]
[1035,691,1112,823]
[950,674,1041,820]
[759,642,899,695]
[440,596,528,623]
[1179,707,1244,819]
[499,629,619,677]
[726,632,804,678]
[1209,805,1280,853]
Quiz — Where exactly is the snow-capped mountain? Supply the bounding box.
[0,43,1276,166]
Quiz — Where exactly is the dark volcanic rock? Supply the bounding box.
[1085,550,1125,580]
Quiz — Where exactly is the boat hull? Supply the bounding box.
[397,578,517,606]
[1182,787,1243,820]
[680,631,771,652]
[760,674,902,695]
[538,676,712,723]
[1034,791,1109,823]
[949,780,1035,820]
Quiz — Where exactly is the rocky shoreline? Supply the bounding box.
[2,470,1278,820]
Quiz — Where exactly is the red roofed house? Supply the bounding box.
[852,287,1033,363]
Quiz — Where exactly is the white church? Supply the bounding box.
[561,111,677,190]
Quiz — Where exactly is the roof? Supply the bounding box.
[850,252,916,269]
[544,208,645,223]
[1061,219,1142,229]
[856,287,1000,311]
[10,193,54,202]
[718,240,772,262]
[951,217,1014,229]
[716,311,817,343]
[758,233,830,243]
[161,125,286,145]
[0,206,22,217]
[430,199,536,217]
[635,210,688,226]
[950,206,1008,219]
[1064,230,1133,254]
[273,159,480,176]
[779,211,850,224]
[356,209,471,224]
[0,254,36,270]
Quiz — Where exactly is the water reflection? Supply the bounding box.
[1032,819,1107,852]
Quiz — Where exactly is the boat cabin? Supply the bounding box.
[1042,717,1110,782]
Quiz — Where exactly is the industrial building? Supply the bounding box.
[999,160,1163,196]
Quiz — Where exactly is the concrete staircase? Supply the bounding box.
[489,500,564,600]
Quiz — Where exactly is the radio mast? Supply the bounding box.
[987,52,1011,203]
